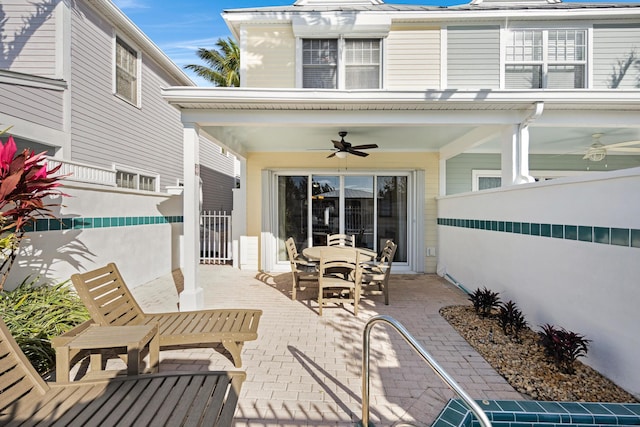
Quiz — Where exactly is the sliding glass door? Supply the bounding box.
[277,173,409,264]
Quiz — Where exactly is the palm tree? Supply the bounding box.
[184,37,240,87]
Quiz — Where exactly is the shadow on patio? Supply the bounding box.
[126,265,523,426]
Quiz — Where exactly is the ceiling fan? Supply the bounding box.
[327,131,378,158]
[583,133,640,162]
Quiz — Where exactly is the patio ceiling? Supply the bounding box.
[164,87,640,161]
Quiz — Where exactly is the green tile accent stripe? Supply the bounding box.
[24,216,184,232]
[432,399,640,427]
[438,218,640,249]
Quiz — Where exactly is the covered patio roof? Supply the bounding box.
[163,87,640,161]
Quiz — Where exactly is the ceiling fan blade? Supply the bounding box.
[607,147,640,153]
[327,152,337,158]
[350,144,378,150]
[332,139,346,150]
[348,149,369,157]
[605,140,640,149]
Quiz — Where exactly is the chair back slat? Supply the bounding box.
[0,318,49,413]
[71,263,146,327]
[327,234,355,247]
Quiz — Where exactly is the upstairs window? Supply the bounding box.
[115,37,139,104]
[303,38,381,89]
[505,29,586,89]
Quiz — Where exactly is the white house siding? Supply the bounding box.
[447,26,500,89]
[592,24,640,89]
[386,24,440,90]
[0,0,58,78]
[68,2,184,190]
[446,153,640,195]
[200,137,236,212]
[0,81,64,131]
[243,26,295,88]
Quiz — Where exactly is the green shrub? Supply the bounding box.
[469,287,501,317]
[0,277,89,374]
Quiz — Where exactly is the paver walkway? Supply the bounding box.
[115,265,523,426]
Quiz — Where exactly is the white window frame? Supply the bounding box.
[113,35,141,106]
[502,26,589,89]
[114,164,160,192]
[472,169,591,191]
[299,37,382,89]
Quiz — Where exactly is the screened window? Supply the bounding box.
[303,38,381,89]
[115,37,138,103]
[505,29,586,89]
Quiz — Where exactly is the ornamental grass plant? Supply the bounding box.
[1,277,89,374]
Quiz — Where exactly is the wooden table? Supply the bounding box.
[55,324,159,383]
[302,246,376,262]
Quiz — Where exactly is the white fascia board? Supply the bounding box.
[292,13,391,37]
[162,87,640,105]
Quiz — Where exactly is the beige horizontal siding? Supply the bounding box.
[244,26,296,88]
[386,25,441,90]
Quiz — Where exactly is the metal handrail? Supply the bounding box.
[361,315,492,427]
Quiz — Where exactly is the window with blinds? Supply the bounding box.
[505,29,586,89]
[115,37,138,103]
[303,38,381,89]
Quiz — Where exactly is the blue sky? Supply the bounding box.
[113,0,636,86]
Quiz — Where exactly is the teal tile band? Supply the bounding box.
[432,399,640,427]
[438,218,639,249]
[24,216,184,232]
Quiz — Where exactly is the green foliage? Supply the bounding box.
[469,286,501,317]
[184,37,240,87]
[1,277,89,374]
[497,300,528,340]
[538,323,590,374]
[0,130,67,290]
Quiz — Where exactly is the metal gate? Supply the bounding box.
[200,210,232,264]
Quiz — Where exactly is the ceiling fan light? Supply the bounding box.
[586,142,607,162]
[335,151,348,159]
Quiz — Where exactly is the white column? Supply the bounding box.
[501,103,543,186]
[180,123,204,310]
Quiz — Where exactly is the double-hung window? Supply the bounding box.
[302,38,381,89]
[115,37,139,104]
[505,29,587,89]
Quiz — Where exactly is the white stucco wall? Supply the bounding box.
[5,183,183,291]
[437,167,640,398]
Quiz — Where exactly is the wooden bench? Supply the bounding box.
[0,317,245,426]
[71,263,262,368]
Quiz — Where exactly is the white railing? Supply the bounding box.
[200,210,232,264]
[47,158,116,187]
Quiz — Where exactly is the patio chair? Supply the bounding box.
[71,263,261,368]
[286,237,318,300]
[327,233,355,247]
[0,316,245,426]
[362,240,397,305]
[318,247,363,316]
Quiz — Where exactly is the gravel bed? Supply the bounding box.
[440,305,638,403]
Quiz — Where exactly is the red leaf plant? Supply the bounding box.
[0,134,68,291]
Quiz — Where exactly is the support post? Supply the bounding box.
[180,123,204,311]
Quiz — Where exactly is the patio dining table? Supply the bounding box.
[302,246,377,263]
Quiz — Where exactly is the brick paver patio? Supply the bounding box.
[114,265,523,426]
